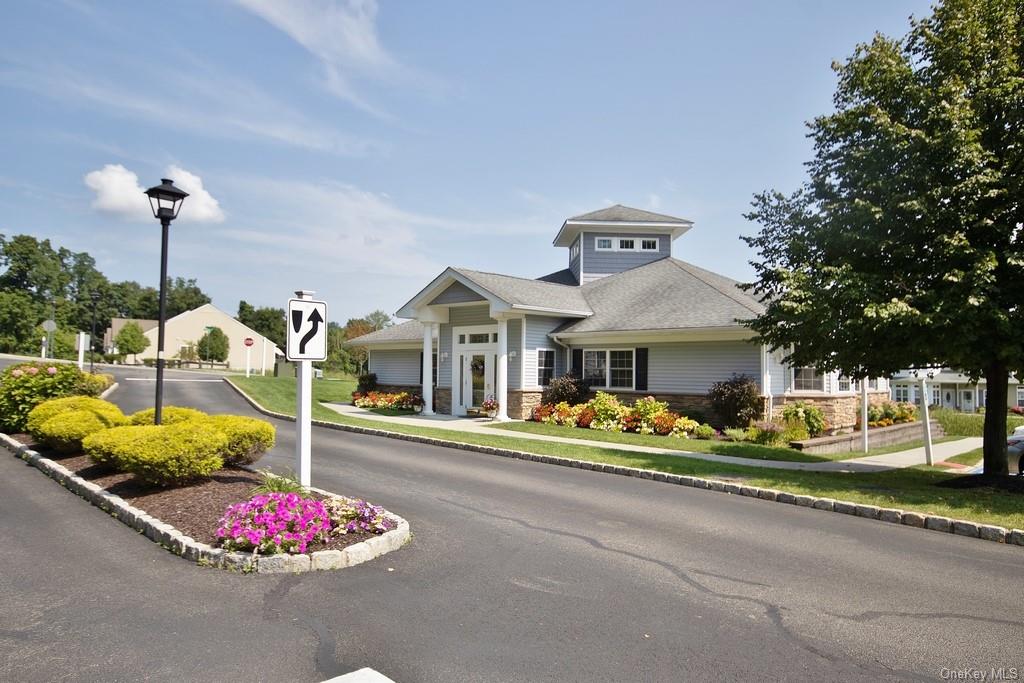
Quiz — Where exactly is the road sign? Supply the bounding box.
[286,298,328,361]
[42,319,56,333]
[244,337,254,347]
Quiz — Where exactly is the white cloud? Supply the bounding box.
[647,193,662,210]
[166,165,225,223]
[83,164,150,221]
[83,163,224,223]
[234,0,434,116]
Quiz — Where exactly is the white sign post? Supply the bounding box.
[76,331,88,370]
[919,376,934,466]
[244,337,254,378]
[287,291,328,487]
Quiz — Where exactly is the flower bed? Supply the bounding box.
[856,400,918,429]
[532,391,713,438]
[352,390,423,411]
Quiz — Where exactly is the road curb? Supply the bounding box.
[223,378,1024,551]
[0,432,411,574]
[99,382,119,399]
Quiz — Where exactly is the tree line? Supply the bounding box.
[0,233,392,372]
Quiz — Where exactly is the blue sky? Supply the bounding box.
[0,0,931,324]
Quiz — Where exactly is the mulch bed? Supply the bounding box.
[10,435,377,552]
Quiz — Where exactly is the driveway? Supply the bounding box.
[1,362,1022,681]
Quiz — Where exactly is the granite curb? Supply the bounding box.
[223,378,1024,551]
[0,432,411,574]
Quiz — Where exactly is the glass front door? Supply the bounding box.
[460,352,494,412]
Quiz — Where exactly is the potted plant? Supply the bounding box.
[411,395,424,413]
[481,396,499,419]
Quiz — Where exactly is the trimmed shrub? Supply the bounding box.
[34,409,127,453]
[0,362,98,433]
[692,423,717,440]
[203,414,275,465]
[723,428,749,442]
[129,406,207,425]
[542,375,588,407]
[747,420,785,445]
[707,374,762,428]
[781,401,827,437]
[26,396,126,438]
[356,373,378,394]
[83,422,227,485]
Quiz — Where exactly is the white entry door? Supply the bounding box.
[460,352,494,413]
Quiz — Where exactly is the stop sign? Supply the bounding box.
[244,337,254,347]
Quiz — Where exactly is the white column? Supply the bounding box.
[496,317,509,421]
[421,322,435,415]
[920,377,934,466]
[861,378,869,453]
[295,289,314,487]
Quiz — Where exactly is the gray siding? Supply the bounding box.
[523,315,567,388]
[565,340,759,394]
[367,349,421,386]
[429,281,485,305]
[768,348,788,395]
[569,234,581,284]
[438,305,492,388]
[581,232,672,283]
[646,341,760,393]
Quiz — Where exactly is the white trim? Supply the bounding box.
[582,347,635,391]
[535,347,556,388]
[520,317,526,392]
[592,235,659,253]
[552,326,754,344]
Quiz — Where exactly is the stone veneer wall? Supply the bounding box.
[507,391,544,420]
[434,388,452,415]
[771,392,891,431]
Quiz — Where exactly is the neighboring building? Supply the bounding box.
[129,303,283,371]
[890,369,1020,412]
[103,317,158,353]
[347,205,889,425]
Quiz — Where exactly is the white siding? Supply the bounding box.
[368,349,421,386]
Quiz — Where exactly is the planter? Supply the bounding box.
[486,410,497,419]
[413,405,422,414]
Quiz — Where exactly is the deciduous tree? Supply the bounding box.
[115,321,150,363]
[742,0,1024,476]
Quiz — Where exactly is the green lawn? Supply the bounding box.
[229,376,1024,530]
[944,447,984,468]
[932,408,1024,436]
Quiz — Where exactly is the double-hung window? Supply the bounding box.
[583,350,606,386]
[537,349,555,386]
[1017,387,1024,408]
[793,367,823,391]
[583,349,634,390]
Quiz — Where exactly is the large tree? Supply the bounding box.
[237,300,286,349]
[742,0,1024,476]
[197,327,230,363]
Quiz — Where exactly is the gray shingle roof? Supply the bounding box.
[555,258,763,334]
[536,268,579,286]
[452,267,590,313]
[346,320,425,345]
[567,204,692,224]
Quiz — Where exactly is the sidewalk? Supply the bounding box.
[323,403,982,473]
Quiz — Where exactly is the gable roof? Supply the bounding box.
[552,258,763,336]
[452,268,590,314]
[148,303,284,354]
[567,204,692,224]
[346,319,427,346]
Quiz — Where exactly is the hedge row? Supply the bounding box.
[24,397,275,486]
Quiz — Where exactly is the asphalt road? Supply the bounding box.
[1,361,1022,682]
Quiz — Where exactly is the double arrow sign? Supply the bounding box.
[286,298,328,361]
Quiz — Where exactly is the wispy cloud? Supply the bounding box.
[233,0,437,118]
[0,60,379,156]
[84,163,225,223]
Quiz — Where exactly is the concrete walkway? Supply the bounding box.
[324,403,983,473]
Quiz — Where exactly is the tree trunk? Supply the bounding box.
[982,364,1009,476]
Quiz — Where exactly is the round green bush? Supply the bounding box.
[83,422,227,485]
[35,410,127,453]
[202,414,275,465]
[128,406,207,425]
[26,396,126,439]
